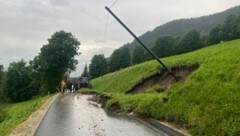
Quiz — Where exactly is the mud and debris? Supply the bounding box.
[35,94,167,136]
[126,64,199,94]
[108,102,121,113]
[87,93,111,108]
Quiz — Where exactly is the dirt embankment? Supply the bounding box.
[9,94,59,136]
[126,64,199,94]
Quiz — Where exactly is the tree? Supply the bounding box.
[201,35,210,47]
[176,30,203,54]
[207,15,240,44]
[89,54,108,79]
[31,31,80,94]
[151,36,177,58]
[27,62,41,95]
[220,15,240,41]
[208,26,221,45]
[108,46,131,72]
[81,63,89,77]
[132,45,145,65]
[143,51,153,61]
[1,60,35,101]
[0,65,3,83]
[0,65,5,101]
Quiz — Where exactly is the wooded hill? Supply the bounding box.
[125,5,240,51]
[88,5,240,79]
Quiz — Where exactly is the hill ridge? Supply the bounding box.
[124,5,240,50]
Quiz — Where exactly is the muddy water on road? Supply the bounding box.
[34,94,167,136]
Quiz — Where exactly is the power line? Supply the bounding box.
[102,13,109,41]
[109,0,118,9]
[102,0,119,41]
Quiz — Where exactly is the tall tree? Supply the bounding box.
[151,36,177,58]
[220,15,240,41]
[176,30,203,54]
[89,54,108,79]
[208,26,221,45]
[0,65,4,101]
[31,31,80,94]
[237,17,240,36]
[1,60,34,101]
[81,63,89,77]
[0,65,3,82]
[0,65,3,72]
[108,46,131,72]
[132,45,145,65]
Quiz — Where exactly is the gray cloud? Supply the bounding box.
[0,0,239,76]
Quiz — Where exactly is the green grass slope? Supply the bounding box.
[92,39,240,136]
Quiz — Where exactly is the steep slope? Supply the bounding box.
[92,39,240,135]
[125,5,240,51]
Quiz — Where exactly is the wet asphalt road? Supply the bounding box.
[34,94,168,136]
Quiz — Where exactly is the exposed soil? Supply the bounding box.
[85,92,121,113]
[108,102,121,113]
[126,64,199,94]
[87,93,111,108]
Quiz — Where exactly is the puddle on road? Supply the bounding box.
[35,94,168,136]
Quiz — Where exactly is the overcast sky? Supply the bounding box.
[0,0,239,76]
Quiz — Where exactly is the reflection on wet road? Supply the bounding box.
[34,94,167,136]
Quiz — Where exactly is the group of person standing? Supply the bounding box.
[61,80,80,93]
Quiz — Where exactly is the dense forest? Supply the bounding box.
[127,5,240,51]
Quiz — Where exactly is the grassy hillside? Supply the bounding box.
[92,39,240,136]
[0,95,53,136]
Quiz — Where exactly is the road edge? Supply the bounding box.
[9,93,60,136]
[149,119,190,136]
[84,92,190,136]
[132,116,190,136]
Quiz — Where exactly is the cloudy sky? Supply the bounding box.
[0,0,239,76]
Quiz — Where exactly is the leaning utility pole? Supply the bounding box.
[105,6,178,80]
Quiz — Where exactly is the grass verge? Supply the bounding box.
[0,95,54,136]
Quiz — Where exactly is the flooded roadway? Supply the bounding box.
[34,94,169,136]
